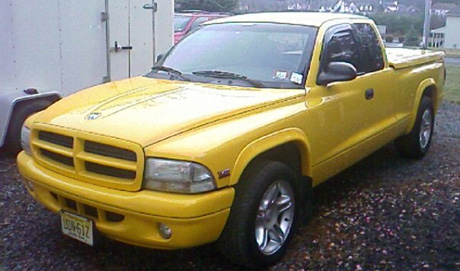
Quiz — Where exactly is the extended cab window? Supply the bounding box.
[353,23,384,73]
[321,27,365,74]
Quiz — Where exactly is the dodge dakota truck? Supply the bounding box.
[17,12,445,268]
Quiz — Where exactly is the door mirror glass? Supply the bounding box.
[317,61,357,86]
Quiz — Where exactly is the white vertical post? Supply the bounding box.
[422,0,432,49]
[104,0,111,82]
[150,0,157,63]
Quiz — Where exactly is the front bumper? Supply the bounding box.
[17,151,234,249]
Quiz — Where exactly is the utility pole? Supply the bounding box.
[422,0,432,49]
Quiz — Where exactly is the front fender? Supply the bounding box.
[229,128,311,186]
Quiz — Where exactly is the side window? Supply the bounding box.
[190,17,210,31]
[353,23,384,73]
[322,28,365,73]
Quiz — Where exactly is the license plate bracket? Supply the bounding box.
[60,210,94,246]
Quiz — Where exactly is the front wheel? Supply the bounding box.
[395,96,435,158]
[217,161,299,269]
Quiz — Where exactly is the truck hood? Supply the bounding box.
[36,77,304,146]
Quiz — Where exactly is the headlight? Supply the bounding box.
[21,126,32,155]
[144,158,216,193]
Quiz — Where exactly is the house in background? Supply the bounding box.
[238,0,379,13]
[431,3,457,17]
[430,7,460,48]
[430,27,446,48]
[444,7,460,48]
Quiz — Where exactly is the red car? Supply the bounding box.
[174,11,230,44]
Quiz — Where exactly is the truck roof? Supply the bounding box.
[204,12,368,27]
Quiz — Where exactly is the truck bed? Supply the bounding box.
[386,48,444,70]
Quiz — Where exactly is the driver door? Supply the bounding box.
[306,24,390,184]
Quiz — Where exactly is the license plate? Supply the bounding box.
[60,210,93,246]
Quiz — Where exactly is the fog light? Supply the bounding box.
[159,223,172,239]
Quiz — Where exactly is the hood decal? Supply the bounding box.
[86,86,188,121]
[37,77,303,146]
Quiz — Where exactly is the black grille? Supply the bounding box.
[41,149,74,167]
[38,131,73,148]
[85,162,136,179]
[84,141,137,161]
[84,205,98,218]
[65,198,77,211]
[51,192,125,222]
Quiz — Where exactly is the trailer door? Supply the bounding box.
[108,0,154,81]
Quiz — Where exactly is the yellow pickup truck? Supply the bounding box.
[17,12,444,268]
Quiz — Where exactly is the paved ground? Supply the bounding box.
[1,102,459,271]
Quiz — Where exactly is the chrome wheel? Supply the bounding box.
[419,109,432,149]
[255,180,295,255]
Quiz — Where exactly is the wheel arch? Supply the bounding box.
[405,79,438,134]
[229,128,311,187]
[0,92,61,146]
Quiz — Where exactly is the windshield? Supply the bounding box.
[174,15,191,32]
[148,23,317,89]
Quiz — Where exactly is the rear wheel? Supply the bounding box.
[4,100,51,155]
[217,161,299,269]
[395,96,434,158]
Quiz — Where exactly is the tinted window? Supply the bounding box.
[149,23,317,89]
[322,29,365,73]
[353,23,384,72]
[174,15,191,32]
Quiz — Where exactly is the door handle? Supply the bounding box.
[143,3,157,11]
[114,41,133,52]
[365,88,374,100]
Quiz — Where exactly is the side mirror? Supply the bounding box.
[156,53,165,63]
[317,62,357,86]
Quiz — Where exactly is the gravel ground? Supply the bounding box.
[1,102,459,271]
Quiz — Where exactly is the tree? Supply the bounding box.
[404,28,420,47]
[369,12,423,36]
[175,0,238,12]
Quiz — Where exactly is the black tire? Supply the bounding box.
[217,161,300,269]
[395,96,434,159]
[4,100,51,155]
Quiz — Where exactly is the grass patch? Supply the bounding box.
[444,65,460,103]
[403,47,460,58]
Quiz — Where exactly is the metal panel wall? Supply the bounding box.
[58,1,107,93]
[1,0,62,93]
[108,0,130,81]
[129,0,155,77]
[0,1,15,92]
[0,0,173,96]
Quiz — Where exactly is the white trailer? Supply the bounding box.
[0,0,173,154]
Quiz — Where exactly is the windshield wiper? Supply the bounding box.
[192,70,265,88]
[151,66,190,81]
